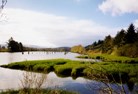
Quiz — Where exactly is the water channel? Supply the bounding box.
[0,52,137,94]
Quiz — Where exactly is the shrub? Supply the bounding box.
[71,67,85,77]
[117,44,138,58]
[54,65,73,77]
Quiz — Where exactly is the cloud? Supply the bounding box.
[99,0,138,16]
[0,8,118,47]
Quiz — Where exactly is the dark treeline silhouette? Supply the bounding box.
[23,46,70,52]
[7,37,24,52]
[6,37,70,52]
[0,37,70,53]
[0,45,6,52]
[41,47,70,52]
[84,23,138,58]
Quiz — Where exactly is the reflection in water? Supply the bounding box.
[20,70,47,92]
[0,52,81,65]
[0,52,138,94]
[0,67,23,90]
[0,52,91,94]
[127,81,134,91]
[0,67,93,94]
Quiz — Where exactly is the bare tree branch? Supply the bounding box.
[86,64,127,94]
[0,0,7,12]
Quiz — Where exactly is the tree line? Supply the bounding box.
[7,37,24,52]
[71,45,86,54]
[71,23,138,58]
[0,37,70,53]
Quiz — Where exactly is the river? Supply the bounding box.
[0,52,137,94]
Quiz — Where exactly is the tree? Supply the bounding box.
[7,37,24,52]
[113,29,126,47]
[8,37,19,52]
[0,0,7,14]
[19,42,23,51]
[1,0,7,9]
[92,41,97,46]
[97,40,104,45]
[102,35,113,53]
[92,40,103,47]
[117,44,138,58]
[136,28,138,43]
[71,45,86,54]
[124,24,137,44]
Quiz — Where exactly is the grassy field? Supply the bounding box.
[1,59,138,83]
[77,53,138,63]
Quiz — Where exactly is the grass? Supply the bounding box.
[77,53,138,63]
[1,59,138,83]
[0,89,78,94]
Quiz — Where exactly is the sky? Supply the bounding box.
[0,0,138,47]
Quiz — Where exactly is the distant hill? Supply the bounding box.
[85,23,138,57]
[71,23,138,58]
[23,45,71,52]
[56,47,71,51]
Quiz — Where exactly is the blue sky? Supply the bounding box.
[6,0,138,27]
[0,0,138,47]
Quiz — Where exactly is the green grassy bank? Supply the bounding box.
[1,59,138,83]
[77,53,138,63]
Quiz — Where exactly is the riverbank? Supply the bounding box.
[77,53,138,63]
[1,59,138,83]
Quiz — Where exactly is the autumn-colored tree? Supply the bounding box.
[71,45,85,54]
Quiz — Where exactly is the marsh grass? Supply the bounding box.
[77,54,138,63]
[86,64,130,94]
[1,59,138,82]
[1,58,138,94]
[0,65,78,94]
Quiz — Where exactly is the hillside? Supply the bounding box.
[72,23,138,58]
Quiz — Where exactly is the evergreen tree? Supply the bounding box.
[102,35,113,53]
[136,28,138,43]
[113,29,126,47]
[92,41,97,46]
[124,24,137,44]
[97,40,104,45]
[19,42,23,51]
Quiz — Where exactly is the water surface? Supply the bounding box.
[0,52,94,94]
[0,52,137,94]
